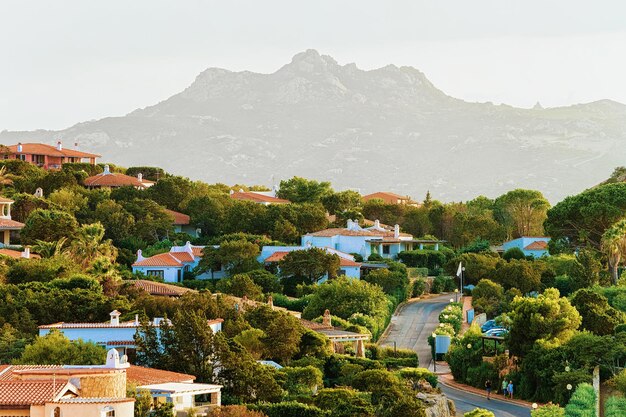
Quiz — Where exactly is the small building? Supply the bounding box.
[502,237,550,258]
[84,164,155,189]
[38,310,223,356]
[0,197,25,246]
[259,245,361,279]
[131,241,226,282]
[2,141,100,169]
[300,310,370,358]
[229,189,290,205]
[362,191,420,206]
[165,209,200,237]
[302,219,433,260]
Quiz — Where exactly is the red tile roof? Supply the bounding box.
[0,218,25,230]
[132,251,195,267]
[524,240,549,251]
[0,379,73,406]
[130,279,195,297]
[230,192,290,204]
[39,321,139,330]
[165,209,190,225]
[306,227,411,238]
[362,191,420,206]
[0,197,14,203]
[126,365,195,385]
[264,250,360,267]
[0,365,61,381]
[7,143,100,158]
[84,172,153,188]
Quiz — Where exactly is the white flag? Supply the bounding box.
[456,262,463,277]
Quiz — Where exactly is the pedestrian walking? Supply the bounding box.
[485,379,492,400]
[501,379,508,397]
[507,381,514,399]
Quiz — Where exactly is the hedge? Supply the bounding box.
[397,367,438,388]
[398,249,451,270]
[249,401,331,417]
[564,383,596,417]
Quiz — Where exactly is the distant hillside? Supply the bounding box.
[2,49,626,202]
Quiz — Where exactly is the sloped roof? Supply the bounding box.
[0,197,14,203]
[230,192,290,204]
[306,227,411,238]
[7,143,100,158]
[0,218,25,230]
[524,240,549,251]
[165,209,190,225]
[130,279,195,297]
[264,250,360,267]
[84,172,154,188]
[132,251,195,267]
[126,365,195,385]
[0,379,73,406]
[0,248,40,259]
[363,191,408,200]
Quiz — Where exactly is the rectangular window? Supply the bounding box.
[33,154,45,165]
[382,245,390,255]
[18,154,26,161]
[146,270,164,278]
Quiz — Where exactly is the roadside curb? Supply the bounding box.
[439,373,538,409]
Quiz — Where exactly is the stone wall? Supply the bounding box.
[77,371,126,398]
[418,392,454,417]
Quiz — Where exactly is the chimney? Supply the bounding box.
[109,310,121,326]
[17,143,22,153]
[103,164,111,174]
[346,219,353,229]
[394,224,400,239]
[322,309,332,327]
[21,247,30,259]
[136,249,145,263]
[34,188,43,198]
[184,241,193,255]
[135,314,139,325]
[268,295,274,309]
[137,173,143,182]
[56,141,62,151]
[229,189,235,195]
[374,220,380,228]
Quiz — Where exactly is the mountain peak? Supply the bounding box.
[282,49,339,74]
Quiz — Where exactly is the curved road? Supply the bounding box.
[379,295,530,417]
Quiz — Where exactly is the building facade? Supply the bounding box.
[502,237,551,258]
[3,142,100,169]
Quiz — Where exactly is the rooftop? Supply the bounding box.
[132,251,195,267]
[230,191,290,204]
[0,218,25,230]
[165,209,190,225]
[264,250,361,267]
[7,142,100,158]
[524,240,549,250]
[0,379,74,406]
[129,279,195,297]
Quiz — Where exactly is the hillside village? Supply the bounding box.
[0,141,625,417]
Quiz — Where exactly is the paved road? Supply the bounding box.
[379,295,531,417]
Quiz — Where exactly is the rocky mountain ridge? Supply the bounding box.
[2,49,625,202]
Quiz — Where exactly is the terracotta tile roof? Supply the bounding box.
[106,340,136,346]
[84,172,154,188]
[7,143,100,158]
[230,192,290,204]
[39,321,139,330]
[0,365,61,381]
[132,251,194,267]
[306,227,411,238]
[524,240,549,251]
[130,279,195,296]
[57,397,135,404]
[264,250,360,267]
[0,248,40,259]
[191,247,204,257]
[165,209,190,225]
[0,379,72,406]
[363,191,408,200]
[0,218,25,230]
[127,365,195,385]
[0,197,14,203]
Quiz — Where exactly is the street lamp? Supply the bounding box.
[461,267,466,298]
[432,333,438,372]
[532,403,538,410]
[566,384,573,391]
[454,288,459,303]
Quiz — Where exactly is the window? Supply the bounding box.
[33,154,45,165]
[382,245,390,255]
[53,407,61,417]
[146,270,164,278]
[18,154,26,161]
[101,406,115,417]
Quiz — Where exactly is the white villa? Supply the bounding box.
[258,245,362,279]
[302,219,440,260]
[131,241,226,282]
[38,310,223,356]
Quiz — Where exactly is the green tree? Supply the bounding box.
[216,274,264,300]
[146,175,193,210]
[245,269,282,293]
[0,323,29,363]
[245,306,306,362]
[495,189,550,238]
[279,248,341,284]
[321,190,362,215]
[186,195,226,237]
[569,249,601,291]
[48,187,88,213]
[570,289,625,335]
[503,247,526,261]
[66,222,118,269]
[314,388,375,417]
[198,239,260,276]
[17,330,106,365]
[21,208,79,243]
[93,200,135,243]
[564,383,596,417]
[601,219,626,285]
[508,288,581,356]
[531,404,565,417]
[277,177,332,204]
[472,279,505,318]
[493,259,543,294]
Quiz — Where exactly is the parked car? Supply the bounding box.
[484,328,508,337]
[481,319,498,332]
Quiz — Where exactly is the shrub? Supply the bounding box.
[412,278,426,297]
[412,267,429,277]
[270,293,310,312]
[250,401,330,417]
[464,409,495,417]
[431,276,456,294]
[606,396,626,417]
[503,247,526,261]
[314,388,374,417]
[397,367,438,388]
[564,383,595,417]
[398,249,451,270]
[531,404,565,417]
[368,253,384,262]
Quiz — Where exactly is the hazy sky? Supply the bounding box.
[1,1,625,131]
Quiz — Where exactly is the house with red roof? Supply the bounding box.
[38,309,223,356]
[362,191,420,206]
[84,164,155,189]
[2,141,100,169]
[502,237,551,257]
[165,208,199,237]
[131,241,226,282]
[229,189,290,205]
